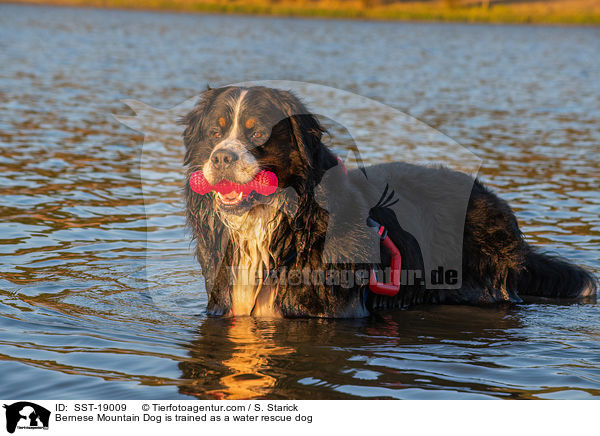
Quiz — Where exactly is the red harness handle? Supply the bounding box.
[369,224,402,297]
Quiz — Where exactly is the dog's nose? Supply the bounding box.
[210,149,238,170]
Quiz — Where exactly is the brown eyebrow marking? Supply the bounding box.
[218,117,226,127]
[245,118,255,129]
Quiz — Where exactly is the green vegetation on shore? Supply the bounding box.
[7,0,600,24]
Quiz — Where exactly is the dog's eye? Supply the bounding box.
[212,130,222,138]
[252,131,263,139]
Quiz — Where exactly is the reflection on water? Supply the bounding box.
[0,4,599,399]
[181,318,295,399]
[179,306,600,399]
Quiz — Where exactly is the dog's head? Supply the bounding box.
[182,86,337,219]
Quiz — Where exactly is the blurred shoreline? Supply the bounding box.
[4,0,600,25]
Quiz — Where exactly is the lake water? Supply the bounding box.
[1,3,599,399]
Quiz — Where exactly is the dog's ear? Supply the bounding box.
[179,87,228,166]
[276,90,338,179]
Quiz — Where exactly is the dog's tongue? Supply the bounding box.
[189,170,278,197]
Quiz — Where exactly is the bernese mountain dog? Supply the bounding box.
[181,85,597,318]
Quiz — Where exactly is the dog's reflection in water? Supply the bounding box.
[178,306,529,399]
[209,317,294,399]
[179,317,293,399]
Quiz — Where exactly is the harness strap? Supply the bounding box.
[367,218,402,297]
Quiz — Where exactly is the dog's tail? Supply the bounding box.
[518,248,597,299]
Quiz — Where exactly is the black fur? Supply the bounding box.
[182,86,597,318]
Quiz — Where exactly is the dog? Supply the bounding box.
[181,85,597,318]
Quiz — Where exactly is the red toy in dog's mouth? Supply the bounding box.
[189,170,279,206]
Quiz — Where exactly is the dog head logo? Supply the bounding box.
[3,402,50,434]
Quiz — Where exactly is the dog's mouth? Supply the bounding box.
[215,190,267,215]
[216,190,244,206]
[215,190,263,214]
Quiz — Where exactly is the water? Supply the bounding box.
[1,4,599,399]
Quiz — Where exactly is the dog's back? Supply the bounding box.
[350,163,597,307]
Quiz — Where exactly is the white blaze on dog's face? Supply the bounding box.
[202,90,261,208]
